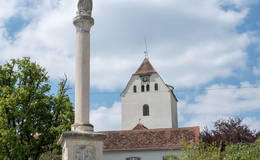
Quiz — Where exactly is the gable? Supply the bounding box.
[121,73,178,101]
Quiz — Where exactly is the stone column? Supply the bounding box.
[72,14,94,132]
[58,1,106,160]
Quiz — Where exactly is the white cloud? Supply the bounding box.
[179,82,260,131]
[220,0,259,8]
[90,102,121,131]
[0,0,259,91]
[243,117,260,131]
[0,0,16,24]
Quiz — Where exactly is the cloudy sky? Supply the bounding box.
[0,0,259,131]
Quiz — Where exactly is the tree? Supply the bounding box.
[200,118,256,150]
[0,58,74,160]
[164,118,259,160]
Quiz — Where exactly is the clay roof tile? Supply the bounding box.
[134,58,157,76]
[101,126,200,151]
[132,123,148,130]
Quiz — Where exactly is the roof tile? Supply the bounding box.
[101,126,200,151]
[134,58,157,76]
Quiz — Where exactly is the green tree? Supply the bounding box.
[0,58,74,160]
[179,141,222,160]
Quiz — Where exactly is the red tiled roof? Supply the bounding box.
[101,126,200,151]
[134,58,157,76]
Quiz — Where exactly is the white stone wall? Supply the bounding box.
[121,73,178,130]
[103,150,181,160]
[170,93,178,128]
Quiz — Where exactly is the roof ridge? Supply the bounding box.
[100,126,200,133]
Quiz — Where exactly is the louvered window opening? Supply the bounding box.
[133,85,137,93]
[155,83,158,91]
[146,84,150,92]
[141,85,145,92]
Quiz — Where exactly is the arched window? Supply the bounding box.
[133,85,137,93]
[143,104,149,116]
[141,85,145,92]
[146,84,150,92]
[155,83,158,91]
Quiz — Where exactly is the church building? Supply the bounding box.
[121,58,178,130]
[101,58,199,160]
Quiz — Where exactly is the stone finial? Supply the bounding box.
[77,0,93,16]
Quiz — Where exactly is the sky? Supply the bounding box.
[0,0,259,132]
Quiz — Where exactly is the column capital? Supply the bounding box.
[73,15,94,32]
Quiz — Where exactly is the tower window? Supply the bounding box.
[155,83,158,91]
[133,85,137,93]
[146,84,150,92]
[143,104,149,116]
[141,85,145,92]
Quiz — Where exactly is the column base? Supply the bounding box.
[71,123,94,132]
[58,131,106,160]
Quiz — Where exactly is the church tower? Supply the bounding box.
[121,58,178,130]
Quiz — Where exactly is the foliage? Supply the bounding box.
[179,141,222,160]
[223,142,260,160]
[200,117,256,150]
[164,118,259,160]
[163,152,180,160]
[39,150,61,160]
[164,140,260,160]
[0,58,74,160]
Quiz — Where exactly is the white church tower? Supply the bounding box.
[121,58,178,130]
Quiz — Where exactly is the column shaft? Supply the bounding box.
[75,31,90,125]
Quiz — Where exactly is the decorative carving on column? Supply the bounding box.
[73,15,94,33]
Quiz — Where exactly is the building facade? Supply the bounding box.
[121,58,178,130]
[101,58,199,160]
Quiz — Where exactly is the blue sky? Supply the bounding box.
[0,0,259,131]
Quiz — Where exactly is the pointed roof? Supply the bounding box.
[132,123,148,130]
[134,58,157,76]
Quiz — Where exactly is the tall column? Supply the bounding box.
[58,1,106,160]
[72,14,94,132]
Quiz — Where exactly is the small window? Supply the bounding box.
[126,157,141,160]
[155,83,158,91]
[141,85,145,92]
[146,84,150,92]
[133,85,137,93]
[143,104,149,116]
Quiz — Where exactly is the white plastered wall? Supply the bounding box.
[121,73,178,130]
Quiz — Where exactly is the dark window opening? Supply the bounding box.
[146,85,150,92]
[155,83,158,91]
[126,157,141,160]
[141,85,145,92]
[133,85,137,93]
[143,104,149,116]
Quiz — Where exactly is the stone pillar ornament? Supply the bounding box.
[72,0,94,132]
[58,0,106,160]
[78,0,93,16]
